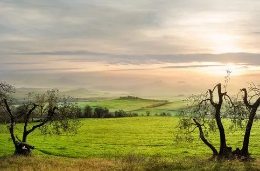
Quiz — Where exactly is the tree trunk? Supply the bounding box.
[14,142,34,156]
[209,84,228,156]
[241,108,257,156]
[240,89,260,157]
[215,107,227,156]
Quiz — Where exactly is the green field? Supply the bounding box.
[76,98,186,115]
[1,117,260,158]
[1,117,260,170]
[2,98,260,170]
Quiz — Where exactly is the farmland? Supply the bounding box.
[76,97,186,115]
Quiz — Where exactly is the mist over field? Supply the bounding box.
[1,52,260,97]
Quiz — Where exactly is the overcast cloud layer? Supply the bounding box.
[2,0,260,55]
[1,0,260,96]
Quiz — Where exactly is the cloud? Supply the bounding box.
[1,0,260,55]
[1,0,260,95]
[13,50,110,56]
[162,64,224,69]
[177,81,186,84]
[251,31,260,35]
[2,50,260,68]
[13,51,259,65]
[3,62,40,65]
[0,68,81,73]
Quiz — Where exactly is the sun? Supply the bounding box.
[207,33,242,53]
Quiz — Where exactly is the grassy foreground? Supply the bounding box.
[1,156,260,171]
[1,117,260,170]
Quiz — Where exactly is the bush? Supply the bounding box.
[115,110,127,117]
[158,112,171,116]
[83,105,93,118]
[94,107,109,118]
[114,110,138,118]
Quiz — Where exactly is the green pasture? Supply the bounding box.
[1,117,260,159]
[76,98,187,115]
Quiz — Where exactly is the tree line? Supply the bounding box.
[82,105,138,118]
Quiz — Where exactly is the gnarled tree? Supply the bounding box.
[0,82,81,156]
[240,83,260,156]
[176,76,260,160]
[177,83,237,159]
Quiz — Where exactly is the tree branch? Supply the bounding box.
[193,118,218,156]
[3,99,17,146]
[26,107,57,135]
[23,104,38,142]
[241,88,253,108]
[217,83,223,106]
[209,90,217,107]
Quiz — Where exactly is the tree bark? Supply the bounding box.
[209,84,227,156]
[241,104,260,156]
[241,89,260,156]
[3,99,17,148]
[215,106,227,155]
[14,142,34,156]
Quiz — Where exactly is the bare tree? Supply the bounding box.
[0,82,81,156]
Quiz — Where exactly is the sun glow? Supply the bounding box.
[207,34,242,53]
[205,63,247,76]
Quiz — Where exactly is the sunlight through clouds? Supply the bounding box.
[1,0,260,95]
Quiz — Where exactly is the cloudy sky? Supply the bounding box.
[1,0,260,96]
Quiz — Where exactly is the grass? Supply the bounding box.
[1,156,260,171]
[76,98,186,115]
[0,156,115,171]
[1,97,260,170]
[2,117,260,170]
[1,117,260,158]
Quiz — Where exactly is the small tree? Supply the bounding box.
[0,82,81,156]
[115,110,126,117]
[84,105,93,118]
[94,107,109,118]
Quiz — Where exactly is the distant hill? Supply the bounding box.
[60,88,103,98]
[12,87,115,99]
[13,88,49,99]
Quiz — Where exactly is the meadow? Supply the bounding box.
[1,98,260,170]
[76,97,186,115]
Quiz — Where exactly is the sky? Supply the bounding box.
[1,0,260,96]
